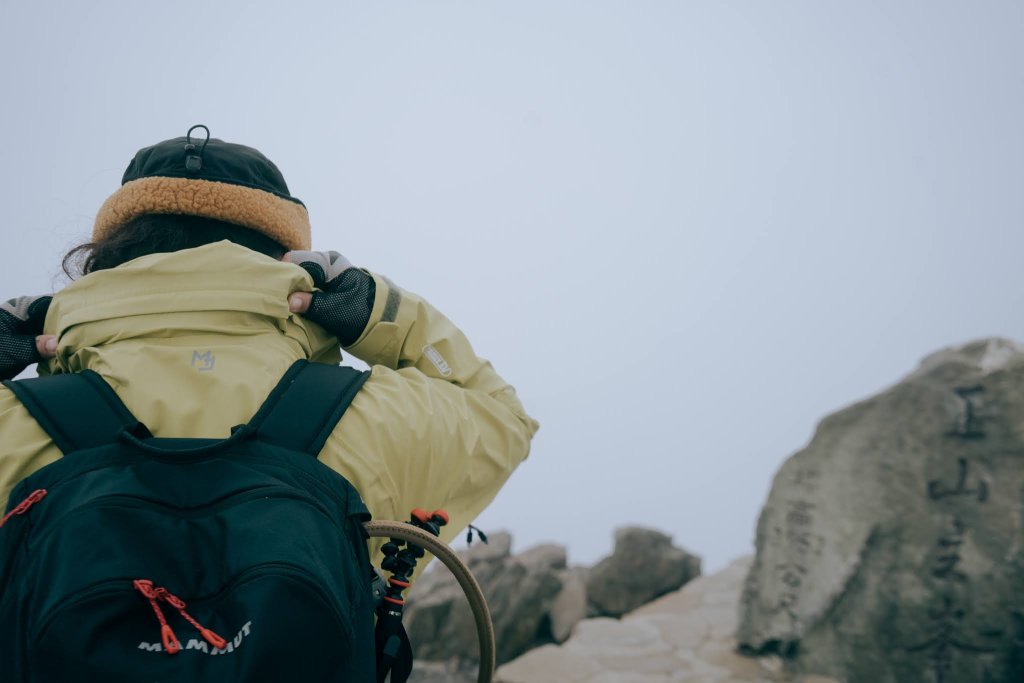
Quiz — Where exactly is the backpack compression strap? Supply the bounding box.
[247,360,370,457]
[2,371,146,454]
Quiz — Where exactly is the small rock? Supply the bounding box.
[548,567,588,642]
[586,527,701,617]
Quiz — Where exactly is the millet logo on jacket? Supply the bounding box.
[191,350,216,372]
[138,621,252,655]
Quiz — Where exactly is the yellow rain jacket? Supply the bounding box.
[0,241,538,565]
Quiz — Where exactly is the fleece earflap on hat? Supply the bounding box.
[93,125,311,251]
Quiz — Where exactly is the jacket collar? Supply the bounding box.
[38,241,341,437]
[42,240,339,382]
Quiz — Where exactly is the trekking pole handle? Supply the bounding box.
[364,520,495,683]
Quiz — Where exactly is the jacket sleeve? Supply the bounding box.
[317,272,540,557]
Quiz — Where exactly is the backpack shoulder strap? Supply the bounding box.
[1,371,145,455]
[248,360,371,457]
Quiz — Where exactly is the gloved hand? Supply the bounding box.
[284,251,376,347]
[0,295,55,380]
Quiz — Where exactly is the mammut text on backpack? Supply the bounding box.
[138,621,253,655]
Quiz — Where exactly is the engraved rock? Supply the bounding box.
[737,337,1024,683]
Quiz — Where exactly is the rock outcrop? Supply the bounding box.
[403,527,700,668]
[738,338,1024,683]
[497,556,839,683]
[404,532,564,664]
[413,338,1024,682]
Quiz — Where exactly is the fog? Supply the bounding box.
[2,1,1022,570]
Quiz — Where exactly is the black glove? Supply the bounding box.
[0,295,53,380]
[285,252,375,347]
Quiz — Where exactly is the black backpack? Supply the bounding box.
[0,360,380,682]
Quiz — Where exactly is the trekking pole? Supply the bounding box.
[365,518,496,683]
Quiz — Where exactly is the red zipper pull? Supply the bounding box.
[161,623,182,655]
[133,579,181,655]
[0,489,47,528]
[159,588,227,649]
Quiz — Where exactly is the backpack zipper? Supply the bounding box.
[133,579,227,654]
[30,563,354,653]
[0,489,47,528]
[133,579,183,654]
[0,490,47,604]
[25,486,343,551]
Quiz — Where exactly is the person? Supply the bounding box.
[0,126,539,572]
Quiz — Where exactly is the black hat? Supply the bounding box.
[94,125,311,250]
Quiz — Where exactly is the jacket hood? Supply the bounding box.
[40,241,341,436]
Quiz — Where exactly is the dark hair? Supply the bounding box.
[63,214,288,278]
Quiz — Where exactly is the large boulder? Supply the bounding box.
[738,338,1024,683]
[586,527,702,618]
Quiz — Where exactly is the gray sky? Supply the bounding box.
[2,1,1022,571]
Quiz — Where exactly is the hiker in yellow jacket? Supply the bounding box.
[0,126,539,568]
